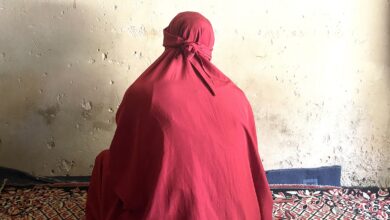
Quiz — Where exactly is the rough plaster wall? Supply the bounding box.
[0,0,389,187]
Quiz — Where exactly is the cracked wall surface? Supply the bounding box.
[0,0,389,187]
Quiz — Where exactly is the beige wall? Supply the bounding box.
[0,0,389,187]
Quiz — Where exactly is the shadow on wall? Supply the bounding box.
[0,1,103,175]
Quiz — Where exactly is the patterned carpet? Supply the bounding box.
[0,186,87,220]
[0,185,389,219]
[272,187,390,219]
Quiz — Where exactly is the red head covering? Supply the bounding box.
[163,12,214,60]
[163,12,215,95]
[107,11,273,220]
[134,12,230,96]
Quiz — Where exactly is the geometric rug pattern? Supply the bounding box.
[0,186,87,220]
[0,185,389,219]
[272,187,390,219]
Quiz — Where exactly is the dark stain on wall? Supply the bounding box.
[37,104,60,124]
[268,113,293,136]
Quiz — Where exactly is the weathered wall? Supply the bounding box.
[0,0,389,187]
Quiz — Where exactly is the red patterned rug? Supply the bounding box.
[0,186,87,220]
[0,185,389,219]
[272,187,390,219]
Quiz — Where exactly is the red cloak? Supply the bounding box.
[86,11,273,220]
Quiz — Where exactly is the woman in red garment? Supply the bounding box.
[85,11,273,220]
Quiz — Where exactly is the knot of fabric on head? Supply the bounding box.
[163,28,212,61]
[163,28,216,96]
[180,42,212,61]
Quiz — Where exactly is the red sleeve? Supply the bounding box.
[109,88,164,211]
[245,101,274,220]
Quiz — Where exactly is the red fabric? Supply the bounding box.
[86,11,273,220]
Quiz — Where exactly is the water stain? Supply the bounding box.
[82,111,91,120]
[267,113,293,136]
[37,104,60,124]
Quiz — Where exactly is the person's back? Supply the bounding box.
[86,11,273,220]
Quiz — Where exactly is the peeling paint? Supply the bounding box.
[46,138,55,150]
[93,121,114,131]
[102,52,108,61]
[59,159,75,173]
[81,100,92,111]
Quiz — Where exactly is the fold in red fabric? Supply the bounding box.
[86,11,273,220]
